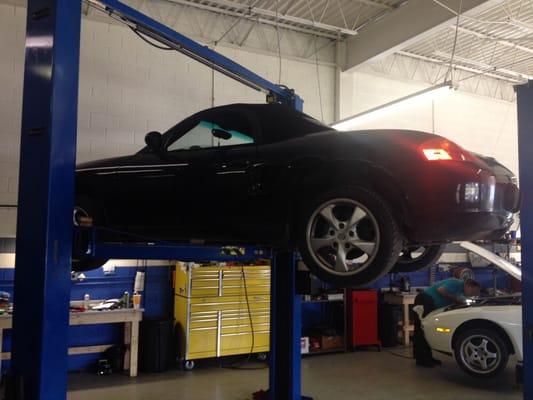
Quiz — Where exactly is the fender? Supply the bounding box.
[285,157,414,239]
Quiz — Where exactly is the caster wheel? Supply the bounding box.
[183,360,195,371]
[256,352,268,362]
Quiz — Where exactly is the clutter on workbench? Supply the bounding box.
[0,292,11,315]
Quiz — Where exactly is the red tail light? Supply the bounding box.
[421,138,472,162]
[422,149,452,161]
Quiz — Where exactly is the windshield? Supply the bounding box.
[166,120,254,151]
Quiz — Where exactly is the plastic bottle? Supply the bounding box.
[123,291,130,308]
[83,293,90,310]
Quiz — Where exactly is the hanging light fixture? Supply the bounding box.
[331,81,454,131]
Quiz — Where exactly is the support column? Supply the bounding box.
[269,251,312,400]
[517,82,533,400]
[10,1,82,399]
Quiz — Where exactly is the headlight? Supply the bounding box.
[464,183,480,202]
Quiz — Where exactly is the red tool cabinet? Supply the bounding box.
[347,290,380,349]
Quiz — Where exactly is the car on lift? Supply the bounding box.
[74,103,521,286]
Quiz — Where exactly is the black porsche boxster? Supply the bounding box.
[74,103,520,286]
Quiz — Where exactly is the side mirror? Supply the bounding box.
[212,128,232,141]
[145,131,163,152]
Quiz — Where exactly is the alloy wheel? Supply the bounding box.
[460,334,501,374]
[306,198,380,276]
[398,245,427,262]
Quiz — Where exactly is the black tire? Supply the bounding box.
[297,187,402,287]
[72,196,109,272]
[391,244,445,273]
[72,257,109,272]
[454,328,509,378]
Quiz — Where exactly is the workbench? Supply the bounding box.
[0,308,143,377]
[383,292,416,346]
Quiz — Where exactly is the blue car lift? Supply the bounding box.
[517,83,533,400]
[11,1,307,399]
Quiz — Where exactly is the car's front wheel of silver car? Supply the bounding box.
[298,187,402,287]
[454,328,509,378]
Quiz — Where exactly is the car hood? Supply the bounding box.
[459,241,521,281]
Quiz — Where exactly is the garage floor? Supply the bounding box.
[67,347,522,400]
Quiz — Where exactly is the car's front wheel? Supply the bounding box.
[391,244,445,273]
[454,328,509,378]
[298,187,402,287]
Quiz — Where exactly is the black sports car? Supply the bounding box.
[74,103,520,286]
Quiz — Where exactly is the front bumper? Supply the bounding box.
[405,162,520,242]
[410,211,514,242]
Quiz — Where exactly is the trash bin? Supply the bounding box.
[140,319,173,373]
[378,304,402,347]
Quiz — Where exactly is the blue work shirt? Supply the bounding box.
[424,278,465,309]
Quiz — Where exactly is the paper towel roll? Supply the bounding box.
[134,271,145,292]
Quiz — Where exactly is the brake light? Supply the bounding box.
[423,149,452,161]
[420,137,472,162]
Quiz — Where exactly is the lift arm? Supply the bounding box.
[87,0,304,110]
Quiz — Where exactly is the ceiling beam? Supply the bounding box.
[194,0,358,35]
[342,0,505,72]
[354,0,394,10]
[433,50,533,80]
[397,50,524,84]
[452,25,533,56]
[163,0,342,38]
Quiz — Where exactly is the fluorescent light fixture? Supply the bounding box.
[331,82,453,131]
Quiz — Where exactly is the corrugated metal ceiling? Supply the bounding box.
[165,0,406,38]
[402,0,533,83]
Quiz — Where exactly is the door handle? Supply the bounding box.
[214,160,251,173]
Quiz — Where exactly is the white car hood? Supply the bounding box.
[459,241,521,281]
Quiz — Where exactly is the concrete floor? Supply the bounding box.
[67,348,522,400]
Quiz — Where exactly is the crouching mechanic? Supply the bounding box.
[413,278,481,367]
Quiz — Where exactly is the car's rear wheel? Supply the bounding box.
[72,196,109,272]
[298,187,402,287]
[391,244,445,273]
[454,328,509,378]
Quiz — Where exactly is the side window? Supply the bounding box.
[167,116,254,152]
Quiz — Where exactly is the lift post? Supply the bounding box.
[10,1,82,399]
[269,251,312,400]
[517,82,533,400]
[14,1,306,399]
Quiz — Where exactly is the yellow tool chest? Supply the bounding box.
[174,262,270,368]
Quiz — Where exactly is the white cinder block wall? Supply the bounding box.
[339,71,518,175]
[0,4,336,237]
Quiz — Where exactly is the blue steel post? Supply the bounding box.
[517,81,533,400]
[269,251,312,400]
[10,1,82,399]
